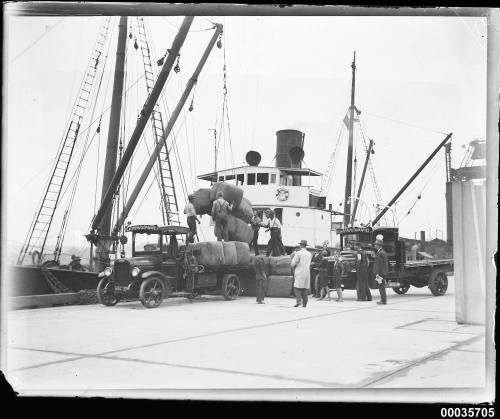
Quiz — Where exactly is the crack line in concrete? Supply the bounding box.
[359,333,485,388]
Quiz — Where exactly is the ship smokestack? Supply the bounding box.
[276,129,305,186]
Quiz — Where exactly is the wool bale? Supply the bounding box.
[188,188,212,215]
[226,215,254,243]
[222,241,237,265]
[231,197,253,223]
[266,275,294,298]
[187,241,224,266]
[210,182,243,208]
[269,255,293,276]
[233,241,250,265]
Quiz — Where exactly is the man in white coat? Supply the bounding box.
[291,239,312,307]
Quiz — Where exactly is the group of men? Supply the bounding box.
[183,192,389,307]
[290,236,389,307]
[184,192,286,257]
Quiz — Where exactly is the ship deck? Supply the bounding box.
[5,276,488,402]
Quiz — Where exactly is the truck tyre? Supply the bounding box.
[428,270,448,296]
[222,273,240,300]
[97,277,119,306]
[392,284,410,295]
[140,276,165,308]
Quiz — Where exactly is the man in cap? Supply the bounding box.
[354,242,372,301]
[69,254,84,271]
[184,196,201,243]
[331,251,344,302]
[291,239,312,307]
[373,235,389,305]
[262,210,285,256]
[211,191,232,241]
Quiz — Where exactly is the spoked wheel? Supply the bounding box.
[97,277,119,306]
[222,273,240,301]
[140,277,165,308]
[428,270,448,296]
[392,284,410,295]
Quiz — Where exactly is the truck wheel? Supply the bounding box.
[97,277,119,306]
[428,270,448,296]
[392,284,410,295]
[222,273,240,300]
[140,276,165,308]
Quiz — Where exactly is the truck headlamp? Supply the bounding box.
[104,267,113,277]
[131,267,140,277]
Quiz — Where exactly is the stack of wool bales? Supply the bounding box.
[188,182,254,243]
[188,241,251,267]
[249,255,294,298]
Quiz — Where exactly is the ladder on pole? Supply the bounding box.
[17,18,112,265]
[136,17,180,226]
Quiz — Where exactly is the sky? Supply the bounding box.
[3,11,488,262]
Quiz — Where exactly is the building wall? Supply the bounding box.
[452,180,486,325]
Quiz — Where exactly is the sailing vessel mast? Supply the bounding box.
[343,51,356,228]
[94,16,128,271]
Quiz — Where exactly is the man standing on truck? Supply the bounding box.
[373,235,389,305]
[211,191,233,241]
[291,239,312,307]
[262,210,285,256]
[354,242,372,302]
[184,196,201,243]
[250,210,261,255]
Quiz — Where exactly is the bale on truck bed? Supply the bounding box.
[188,241,224,266]
[222,241,238,265]
[269,255,293,276]
[231,197,253,223]
[210,182,244,208]
[188,188,212,215]
[234,241,251,265]
[227,215,254,243]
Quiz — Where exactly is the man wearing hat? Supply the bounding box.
[211,191,233,241]
[291,239,312,307]
[373,235,389,305]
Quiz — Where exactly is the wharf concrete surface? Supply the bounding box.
[4,277,493,403]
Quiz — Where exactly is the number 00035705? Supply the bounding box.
[441,408,494,418]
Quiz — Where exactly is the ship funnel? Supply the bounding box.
[245,150,261,166]
[275,129,304,168]
[289,146,305,165]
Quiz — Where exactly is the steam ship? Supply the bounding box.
[196,129,343,252]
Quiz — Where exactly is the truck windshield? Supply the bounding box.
[133,232,161,254]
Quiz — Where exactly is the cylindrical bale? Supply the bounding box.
[209,182,244,208]
[234,241,250,265]
[266,275,294,298]
[188,188,212,215]
[231,197,253,223]
[269,255,293,276]
[187,241,224,266]
[222,241,237,266]
[226,215,254,243]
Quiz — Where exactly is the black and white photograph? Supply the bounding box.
[1,3,497,405]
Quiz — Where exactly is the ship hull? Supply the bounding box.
[8,265,100,297]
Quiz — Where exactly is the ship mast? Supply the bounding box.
[343,51,356,228]
[94,16,128,271]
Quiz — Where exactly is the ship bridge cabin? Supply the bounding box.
[197,165,326,210]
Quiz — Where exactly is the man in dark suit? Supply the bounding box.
[354,242,372,301]
[373,235,389,305]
